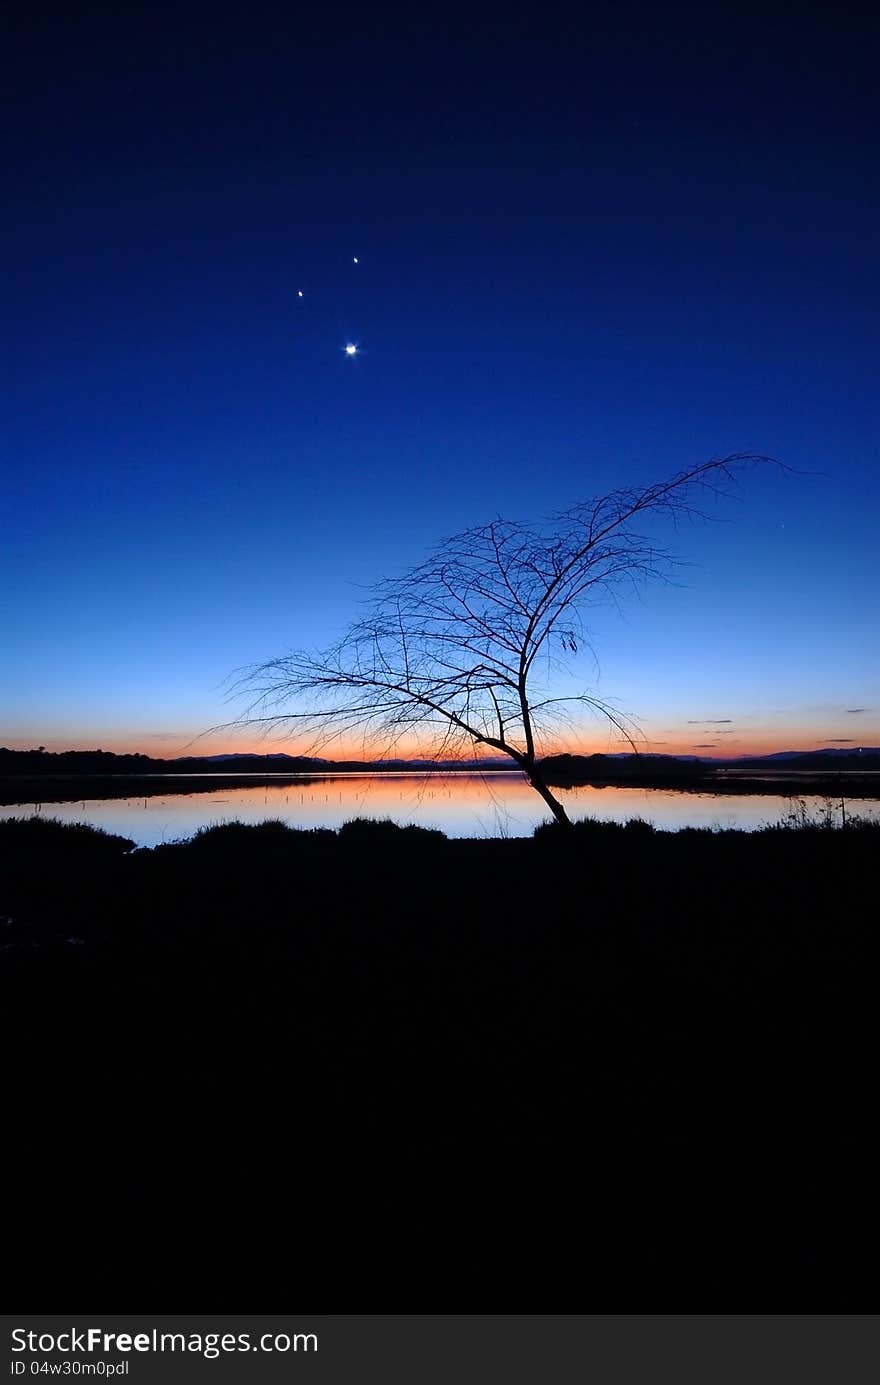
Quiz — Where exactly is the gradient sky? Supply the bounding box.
[3,2,878,758]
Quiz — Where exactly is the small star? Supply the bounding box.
[297,290,303,298]
[352,256,358,264]
[344,343,358,356]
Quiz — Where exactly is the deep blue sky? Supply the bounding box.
[3,2,877,755]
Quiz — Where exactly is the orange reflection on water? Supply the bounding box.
[6,772,878,846]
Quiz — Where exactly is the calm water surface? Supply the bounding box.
[4,772,878,846]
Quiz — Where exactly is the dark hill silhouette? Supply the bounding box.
[540,752,705,783]
[0,747,327,775]
[0,747,510,776]
[539,748,880,790]
[730,748,880,770]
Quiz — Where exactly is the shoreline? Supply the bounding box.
[3,766,880,807]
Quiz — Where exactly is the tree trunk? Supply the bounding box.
[524,758,572,829]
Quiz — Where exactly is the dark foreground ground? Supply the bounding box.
[2,815,875,1308]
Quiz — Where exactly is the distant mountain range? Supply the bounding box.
[538,747,880,783]
[734,747,880,762]
[202,753,320,762]
[204,747,880,770]
[200,752,511,769]
[1,746,878,776]
[0,748,511,774]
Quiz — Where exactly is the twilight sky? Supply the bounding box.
[3,2,877,757]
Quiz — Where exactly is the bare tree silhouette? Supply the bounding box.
[233,455,774,827]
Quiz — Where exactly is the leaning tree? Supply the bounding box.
[232,455,773,827]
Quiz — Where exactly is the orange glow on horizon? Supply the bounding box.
[6,725,877,761]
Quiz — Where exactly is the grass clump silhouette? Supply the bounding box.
[183,817,312,846]
[337,816,447,844]
[533,814,656,841]
[0,815,134,852]
[160,817,448,851]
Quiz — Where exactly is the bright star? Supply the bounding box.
[344,343,358,356]
[352,256,358,264]
[297,290,303,298]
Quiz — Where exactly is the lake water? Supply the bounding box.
[3,772,878,845]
